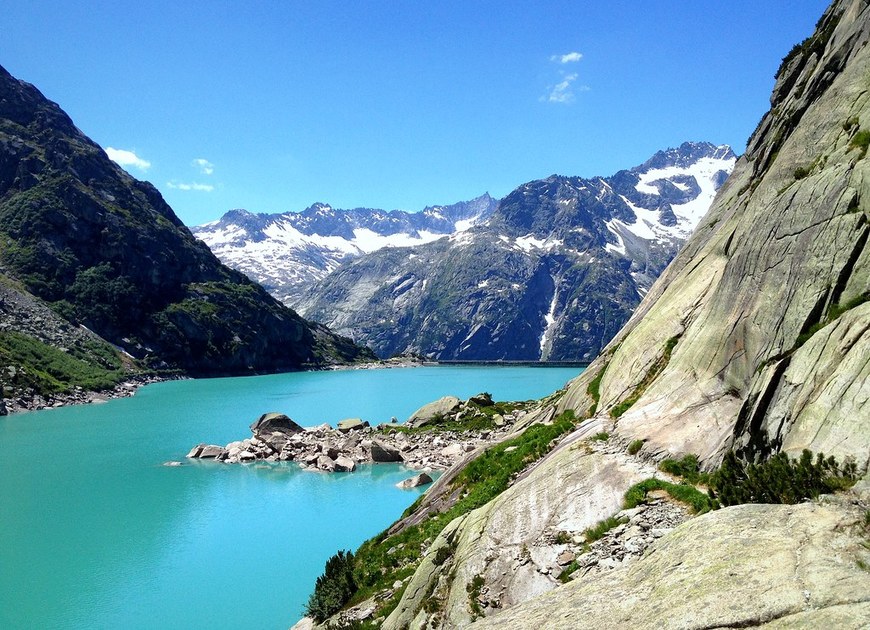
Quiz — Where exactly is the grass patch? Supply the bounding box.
[558,560,581,583]
[627,439,644,455]
[658,454,712,486]
[610,335,679,418]
[584,516,628,543]
[585,364,606,416]
[623,478,713,514]
[0,331,126,396]
[849,129,870,159]
[591,431,609,442]
[795,292,870,349]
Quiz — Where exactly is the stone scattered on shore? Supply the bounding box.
[187,394,528,472]
[2,373,176,414]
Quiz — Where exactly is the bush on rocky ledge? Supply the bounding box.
[304,550,357,623]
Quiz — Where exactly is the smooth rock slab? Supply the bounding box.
[471,502,870,629]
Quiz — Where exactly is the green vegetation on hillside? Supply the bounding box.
[309,410,580,623]
[713,450,858,506]
[0,331,126,395]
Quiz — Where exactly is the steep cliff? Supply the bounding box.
[557,0,869,470]
[347,1,870,627]
[0,65,372,379]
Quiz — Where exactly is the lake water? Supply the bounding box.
[0,366,580,629]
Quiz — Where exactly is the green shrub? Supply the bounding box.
[793,166,810,179]
[712,450,857,506]
[591,431,609,441]
[627,439,644,455]
[850,129,870,158]
[466,574,485,619]
[304,550,357,622]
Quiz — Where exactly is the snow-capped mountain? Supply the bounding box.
[297,142,736,361]
[192,194,498,305]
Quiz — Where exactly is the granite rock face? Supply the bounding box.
[558,0,870,470]
[374,2,870,627]
[472,501,870,629]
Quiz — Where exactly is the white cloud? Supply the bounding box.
[550,51,583,64]
[543,72,580,103]
[166,181,214,192]
[192,158,214,175]
[105,147,151,171]
[542,50,589,104]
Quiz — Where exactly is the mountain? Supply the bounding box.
[297,142,735,361]
[192,194,498,306]
[359,1,870,627]
[0,64,372,387]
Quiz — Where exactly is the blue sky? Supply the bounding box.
[3,1,829,226]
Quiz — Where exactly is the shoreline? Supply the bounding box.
[0,373,183,415]
[0,356,420,416]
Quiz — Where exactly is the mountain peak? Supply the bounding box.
[634,141,735,173]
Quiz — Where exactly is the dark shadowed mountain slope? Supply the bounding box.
[0,64,372,378]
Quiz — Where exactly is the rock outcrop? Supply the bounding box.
[188,396,534,470]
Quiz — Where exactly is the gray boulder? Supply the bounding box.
[396,472,433,489]
[406,396,461,427]
[337,418,368,433]
[197,444,226,459]
[316,455,336,472]
[335,456,357,472]
[371,439,404,462]
[186,444,204,458]
[250,412,304,436]
[468,392,494,407]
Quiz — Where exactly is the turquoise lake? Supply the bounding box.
[0,365,580,629]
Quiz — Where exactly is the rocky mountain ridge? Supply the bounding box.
[193,194,498,305]
[298,142,735,361]
[0,64,372,391]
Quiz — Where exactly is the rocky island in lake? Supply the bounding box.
[188,392,544,474]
